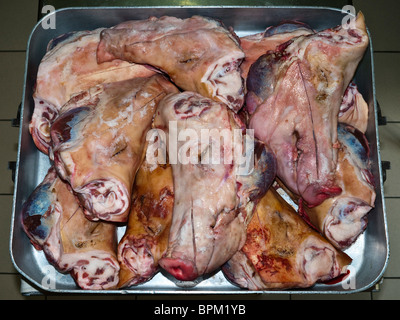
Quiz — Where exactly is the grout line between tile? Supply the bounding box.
[0,272,20,275]
[38,0,43,22]
[374,51,400,54]
[0,50,26,53]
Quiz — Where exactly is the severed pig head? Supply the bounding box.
[49,75,179,222]
[240,20,315,82]
[151,91,276,281]
[222,187,352,290]
[299,124,376,250]
[30,28,155,154]
[96,15,245,113]
[21,167,120,290]
[247,13,369,207]
[118,159,174,288]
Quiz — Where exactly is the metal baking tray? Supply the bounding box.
[10,6,389,295]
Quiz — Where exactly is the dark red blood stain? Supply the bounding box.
[323,269,351,285]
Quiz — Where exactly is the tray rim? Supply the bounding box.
[9,5,390,295]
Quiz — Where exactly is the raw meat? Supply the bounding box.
[50,75,179,222]
[339,82,369,133]
[247,13,369,207]
[118,160,174,288]
[97,15,245,112]
[240,21,314,81]
[153,91,276,281]
[21,167,120,290]
[30,28,155,154]
[222,187,352,290]
[299,124,376,249]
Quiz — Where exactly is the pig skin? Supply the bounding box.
[152,91,276,281]
[247,13,369,207]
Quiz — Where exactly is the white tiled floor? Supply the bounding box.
[0,0,399,300]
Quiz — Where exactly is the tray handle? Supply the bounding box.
[12,102,21,127]
[8,161,16,183]
[381,160,391,184]
[8,102,22,183]
[376,100,390,184]
[376,100,387,126]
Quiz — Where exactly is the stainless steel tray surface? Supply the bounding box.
[10,6,389,295]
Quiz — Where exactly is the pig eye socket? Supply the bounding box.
[112,142,127,158]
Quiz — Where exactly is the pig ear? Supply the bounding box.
[21,167,59,247]
[244,91,263,115]
[236,139,277,204]
[263,20,314,38]
[337,124,374,189]
[96,29,121,63]
[246,52,283,103]
[46,31,80,52]
[355,12,367,33]
[338,124,370,160]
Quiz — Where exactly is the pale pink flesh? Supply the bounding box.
[155,92,251,280]
[248,14,369,207]
[50,76,178,222]
[339,83,369,133]
[30,28,155,154]
[96,16,245,112]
